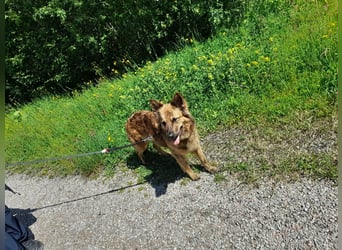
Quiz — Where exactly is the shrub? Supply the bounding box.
[5,0,244,105]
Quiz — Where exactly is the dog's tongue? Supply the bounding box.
[173,135,180,145]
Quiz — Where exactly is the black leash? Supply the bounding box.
[5,184,21,195]
[6,136,153,168]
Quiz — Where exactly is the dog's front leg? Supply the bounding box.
[194,147,218,173]
[172,154,200,181]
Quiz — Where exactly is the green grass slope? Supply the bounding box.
[5,0,337,179]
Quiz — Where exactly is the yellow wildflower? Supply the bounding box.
[107,132,114,143]
[192,64,199,70]
[260,56,270,62]
[228,48,234,55]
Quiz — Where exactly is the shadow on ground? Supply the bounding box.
[126,149,205,197]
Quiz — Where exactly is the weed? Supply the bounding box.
[180,178,191,186]
[214,173,226,183]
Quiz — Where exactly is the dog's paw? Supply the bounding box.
[205,163,218,174]
[189,172,200,181]
[209,167,218,173]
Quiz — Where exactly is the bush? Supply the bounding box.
[5,0,245,105]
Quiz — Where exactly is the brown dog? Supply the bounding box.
[125,93,217,180]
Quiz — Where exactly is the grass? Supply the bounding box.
[218,114,337,185]
[5,0,337,182]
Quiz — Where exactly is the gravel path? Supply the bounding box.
[5,171,337,249]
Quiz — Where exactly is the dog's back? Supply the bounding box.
[126,111,158,142]
[125,111,159,164]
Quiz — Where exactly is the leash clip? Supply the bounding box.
[143,136,153,142]
[101,148,110,154]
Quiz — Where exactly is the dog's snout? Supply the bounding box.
[167,132,177,140]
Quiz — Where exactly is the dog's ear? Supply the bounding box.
[171,92,187,108]
[150,99,163,111]
[171,92,191,116]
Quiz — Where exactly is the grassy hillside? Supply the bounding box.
[5,0,337,179]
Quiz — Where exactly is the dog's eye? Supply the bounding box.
[161,121,166,127]
[172,117,178,123]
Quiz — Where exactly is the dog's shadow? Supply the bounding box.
[126,149,199,197]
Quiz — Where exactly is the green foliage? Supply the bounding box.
[120,0,337,129]
[5,0,337,179]
[5,0,244,105]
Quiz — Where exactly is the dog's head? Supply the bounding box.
[150,93,193,145]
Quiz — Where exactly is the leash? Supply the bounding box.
[6,136,153,168]
[5,184,21,195]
